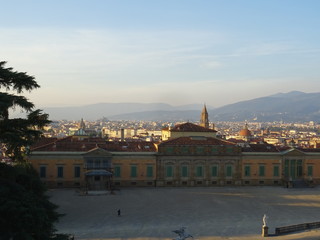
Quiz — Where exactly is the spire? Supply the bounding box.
[200,104,209,129]
[79,118,86,130]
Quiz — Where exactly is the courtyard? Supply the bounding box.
[49,186,320,240]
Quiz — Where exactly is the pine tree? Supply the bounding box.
[0,61,64,240]
[0,61,50,161]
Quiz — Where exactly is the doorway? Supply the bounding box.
[284,159,303,180]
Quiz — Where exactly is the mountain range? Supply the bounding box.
[41,91,320,122]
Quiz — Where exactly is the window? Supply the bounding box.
[40,166,46,178]
[259,165,265,177]
[114,166,121,177]
[211,165,218,177]
[284,159,289,177]
[166,166,173,177]
[181,166,188,177]
[57,166,64,178]
[102,159,110,168]
[226,165,233,177]
[297,160,303,177]
[94,159,100,169]
[87,159,93,169]
[308,165,313,177]
[130,165,137,178]
[146,166,153,177]
[273,165,279,177]
[74,166,81,178]
[196,166,203,177]
[244,165,250,177]
[196,147,204,154]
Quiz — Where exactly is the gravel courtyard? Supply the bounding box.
[49,187,320,240]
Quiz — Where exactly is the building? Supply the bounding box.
[28,136,157,189]
[161,122,217,141]
[27,107,320,189]
[157,135,241,187]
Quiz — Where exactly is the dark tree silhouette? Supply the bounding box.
[0,62,64,240]
[0,61,50,161]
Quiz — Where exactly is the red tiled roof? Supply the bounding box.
[30,137,58,149]
[297,148,320,153]
[227,138,246,143]
[242,144,280,152]
[170,122,217,133]
[30,137,157,152]
[159,136,235,146]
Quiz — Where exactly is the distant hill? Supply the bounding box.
[108,110,200,121]
[35,91,320,122]
[210,91,320,122]
[43,103,211,121]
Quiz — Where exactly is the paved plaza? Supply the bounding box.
[49,187,320,240]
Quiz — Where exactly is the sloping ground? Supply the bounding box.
[49,187,320,240]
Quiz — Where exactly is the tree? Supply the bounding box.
[0,163,62,240]
[0,61,50,161]
[0,62,63,240]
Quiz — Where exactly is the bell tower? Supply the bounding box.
[200,104,209,129]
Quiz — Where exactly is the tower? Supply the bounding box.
[79,118,86,130]
[200,104,209,129]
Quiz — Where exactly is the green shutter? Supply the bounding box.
[244,165,250,177]
[284,159,289,177]
[166,147,173,154]
[259,165,265,176]
[57,166,64,178]
[273,165,279,177]
[308,166,313,176]
[226,165,232,177]
[211,166,218,177]
[197,147,204,154]
[74,166,81,178]
[196,166,203,177]
[131,166,137,178]
[40,166,46,178]
[166,166,173,177]
[297,160,303,177]
[114,166,121,177]
[181,166,188,177]
[147,166,153,177]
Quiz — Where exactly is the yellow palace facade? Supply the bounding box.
[28,122,320,189]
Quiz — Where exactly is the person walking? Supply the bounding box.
[117,209,121,216]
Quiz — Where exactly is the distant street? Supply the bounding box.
[50,187,320,240]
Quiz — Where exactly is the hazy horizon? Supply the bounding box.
[28,90,311,109]
[1,1,320,108]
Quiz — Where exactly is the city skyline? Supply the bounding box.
[1,1,320,108]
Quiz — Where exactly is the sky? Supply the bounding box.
[1,0,320,108]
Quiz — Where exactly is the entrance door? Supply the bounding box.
[87,176,105,190]
[284,159,303,180]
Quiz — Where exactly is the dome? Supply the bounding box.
[239,128,252,137]
[239,123,251,137]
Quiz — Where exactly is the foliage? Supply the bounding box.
[0,163,62,240]
[0,62,62,240]
[0,61,51,161]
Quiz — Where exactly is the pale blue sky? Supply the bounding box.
[1,0,320,108]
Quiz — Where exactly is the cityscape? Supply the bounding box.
[42,117,320,148]
[2,1,320,240]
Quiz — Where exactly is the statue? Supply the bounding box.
[262,214,268,227]
[172,227,193,240]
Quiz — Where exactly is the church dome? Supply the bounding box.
[239,128,252,137]
[239,123,252,137]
